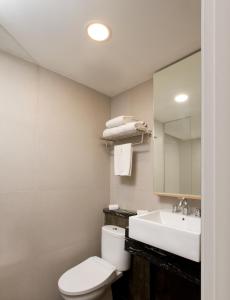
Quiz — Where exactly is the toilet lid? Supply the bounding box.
[58,256,116,296]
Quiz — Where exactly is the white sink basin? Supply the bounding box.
[129,210,201,262]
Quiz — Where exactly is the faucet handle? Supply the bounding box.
[194,208,201,217]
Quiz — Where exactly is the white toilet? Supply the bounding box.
[58,225,131,300]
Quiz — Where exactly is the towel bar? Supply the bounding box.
[101,129,152,149]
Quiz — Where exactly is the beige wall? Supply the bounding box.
[110,79,201,210]
[110,80,162,210]
[0,51,110,300]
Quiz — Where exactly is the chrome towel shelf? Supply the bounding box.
[101,128,152,149]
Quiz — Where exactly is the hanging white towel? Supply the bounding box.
[114,143,133,176]
[103,121,148,139]
[106,116,137,128]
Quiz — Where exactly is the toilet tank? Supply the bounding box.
[101,225,130,272]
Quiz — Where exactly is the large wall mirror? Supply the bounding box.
[153,52,201,198]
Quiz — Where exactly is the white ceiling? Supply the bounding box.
[0,0,201,97]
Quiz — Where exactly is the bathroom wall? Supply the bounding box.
[0,51,110,300]
[110,79,201,210]
[110,80,162,210]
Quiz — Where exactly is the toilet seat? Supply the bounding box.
[58,256,117,296]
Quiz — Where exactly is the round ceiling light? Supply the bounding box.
[87,22,111,42]
[174,94,189,103]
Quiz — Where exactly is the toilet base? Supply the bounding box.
[60,286,106,300]
[100,287,112,300]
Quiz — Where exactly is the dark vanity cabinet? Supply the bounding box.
[103,208,201,300]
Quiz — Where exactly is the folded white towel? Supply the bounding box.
[114,143,133,176]
[103,121,148,139]
[106,116,137,128]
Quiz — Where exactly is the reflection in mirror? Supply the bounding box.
[153,52,201,196]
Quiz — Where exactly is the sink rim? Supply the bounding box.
[129,209,201,262]
[130,210,201,236]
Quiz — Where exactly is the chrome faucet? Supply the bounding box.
[172,198,190,215]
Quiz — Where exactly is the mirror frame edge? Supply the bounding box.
[155,192,201,200]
